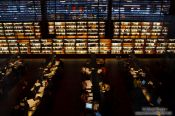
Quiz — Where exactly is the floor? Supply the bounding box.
[34,59,134,116]
[0,58,174,116]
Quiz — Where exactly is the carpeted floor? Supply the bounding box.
[1,58,174,116]
[34,59,134,116]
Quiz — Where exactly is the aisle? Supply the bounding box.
[105,59,134,116]
[49,59,85,116]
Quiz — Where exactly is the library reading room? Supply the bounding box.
[0,0,175,116]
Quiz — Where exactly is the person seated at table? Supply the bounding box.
[97,69,103,74]
[99,83,110,93]
[85,68,92,75]
[82,80,92,90]
[5,67,12,76]
[54,60,60,66]
[8,62,14,68]
[81,67,86,74]
[148,80,153,86]
[43,68,49,74]
[31,80,41,95]
[81,91,89,102]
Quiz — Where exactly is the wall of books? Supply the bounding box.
[0,22,41,54]
[48,21,107,54]
[112,21,168,54]
[111,0,170,54]
[0,0,174,55]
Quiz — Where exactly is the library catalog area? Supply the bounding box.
[0,0,174,55]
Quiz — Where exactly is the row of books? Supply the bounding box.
[0,38,175,54]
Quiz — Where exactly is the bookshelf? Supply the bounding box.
[8,40,19,54]
[76,39,87,54]
[111,39,122,54]
[64,39,75,54]
[99,22,105,39]
[41,39,52,54]
[113,21,169,54]
[134,39,144,54]
[48,21,105,54]
[77,22,87,39]
[100,39,111,54]
[18,40,30,54]
[0,21,170,55]
[168,39,175,53]
[53,39,63,54]
[0,40,9,54]
[156,39,166,54]
[30,40,41,54]
[88,39,99,54]
[0,0,172,55]
[0,22,41,54]
[66,22,76,38]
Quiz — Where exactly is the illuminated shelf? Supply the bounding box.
[0,22,41,54]
[66,22,76,37]
[167,39,175,53]
[34,22,41,38]
[121,22,130,37]
[47,21,105,54]
[48,22,55,34]
[0,0,172,55]
[76,39,87,54]
[99,22,105,38]
[41,39,52,54]
[1,22,41,39]
[134,38,144,54]
[0,20,171,55]
[64,39,75,54]
[123,39,133,53]
[49,21,104,40]
[123,48,132,54]
[113,22,120,39]
[0,40,9,54]
[111,39,122,54]
[88,22,99,37]
[8,40,19,54]
[30,40,41,54]
[53,39,63,54]
[77,22,87,38]
[18,40,30,54]
[100,39,111,54]
[114,21,166,40]
[88,39,99,53]
[156,39,166,54]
